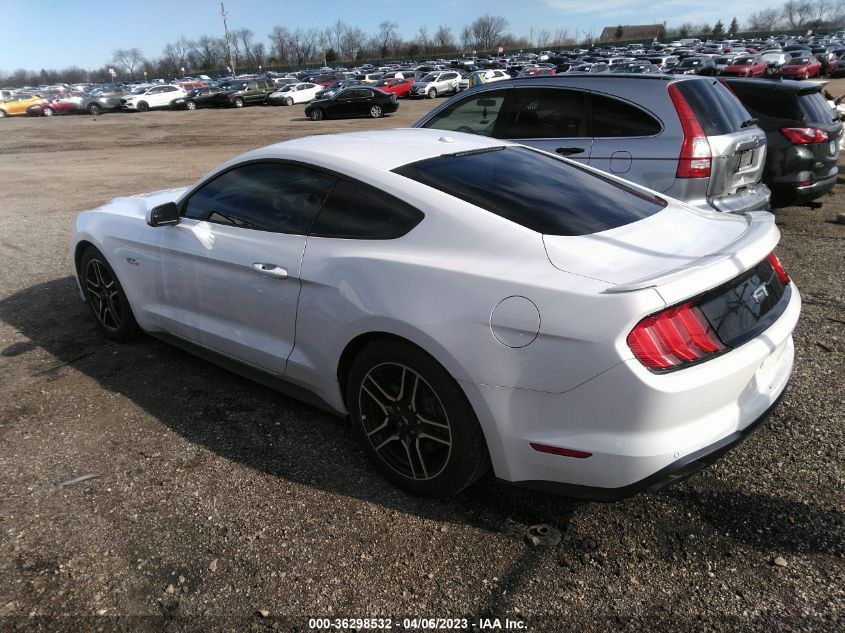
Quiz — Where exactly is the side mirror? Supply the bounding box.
[147,202,180,227]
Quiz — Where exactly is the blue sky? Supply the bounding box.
[3,0,785,72]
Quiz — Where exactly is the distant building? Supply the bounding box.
[599,24,666,42]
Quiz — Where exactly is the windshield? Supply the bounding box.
[791,58,811,64]
[421,73,438,82]
[734,57,754,65]
[393,146,666,236]
[130,86,148,94]
[679,58,702,67]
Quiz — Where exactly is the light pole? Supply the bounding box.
[220,2,236,75]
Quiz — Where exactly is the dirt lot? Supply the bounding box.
[0,90,843,632]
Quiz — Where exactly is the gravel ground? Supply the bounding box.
[0,89,843,633]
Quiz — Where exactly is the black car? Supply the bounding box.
[723,77,842,206]
[671,56,717,76]
[304,87,398,121]
[315,79,364,100]
[171,86,225,110]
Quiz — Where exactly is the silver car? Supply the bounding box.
[413,74,770,214]
[409,71,461,99]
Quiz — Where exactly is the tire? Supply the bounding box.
[369,104,383,118]
[233,97,244,108]
[285,96,294,106]
[427,88,437,99]
[347,339,489,497]
[186,100,197,111]
[137,101,150,112]
[309,108,323,121]
[80,247,141,343]
[42,107,54,117]
[87,103,101,115]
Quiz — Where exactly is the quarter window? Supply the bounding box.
[183,163,336,235]
[310,180,423,240]
[421,89,507,137]
[591,94,662,137]
[504,88,588,139]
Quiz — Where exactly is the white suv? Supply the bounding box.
[409,71,461,99]
[121,85,187,112]
[458,69,510,91]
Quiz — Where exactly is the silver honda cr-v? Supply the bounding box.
[412,74,770,214]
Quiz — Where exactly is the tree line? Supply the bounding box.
[2,4,844,87]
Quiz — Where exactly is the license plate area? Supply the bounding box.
[829,139,837,155]
[737,148,754,171]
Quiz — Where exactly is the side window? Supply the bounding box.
[183,163,337,235]
[310,180,424,240]
[421,89,507,137]
[360,90,374,98]
[591,94,662,137]
[504,88,588,139]
[148,87,162,94]
[247,82,257,90]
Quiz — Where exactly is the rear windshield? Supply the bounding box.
[392,146,666,236]
[798,92,836,124]
[728,84,801,119]
[674,79,751,136]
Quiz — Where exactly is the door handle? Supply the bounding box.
[556,146,585,156]
[252,263,289,279]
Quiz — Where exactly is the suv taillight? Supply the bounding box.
[668,83,712,178]
[781,127,829,144]
[627,302,725,371]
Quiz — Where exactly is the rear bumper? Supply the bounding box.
[709,182,771,213]
[771,173,838,204]
[463,282,800,498]
[507,383,788,501]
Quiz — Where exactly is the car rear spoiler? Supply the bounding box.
[604,212,780,304]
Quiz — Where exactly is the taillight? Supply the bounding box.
[767,252,790,284]
[627,302,725,371]
[781,127,829,144]
[668,83,712,178]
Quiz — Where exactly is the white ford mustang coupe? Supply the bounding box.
[70,129,800,499]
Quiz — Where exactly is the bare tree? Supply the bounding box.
[469,14,509,50]
[460,25,473,51]
[234,28,255,67]
[111,48,144,77]
[269,25,291,63]
[377,20,398,57]
[433,24,454,52]
[416,25,430,55]
[782,1,813,28]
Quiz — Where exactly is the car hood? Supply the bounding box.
[97,187,189,219]
[542,205,779,304]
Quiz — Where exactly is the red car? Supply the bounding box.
[27,96,80,117]
[780,55,821,79]
[720,55,768,77]
[518,67,556,77]
[373,78,413,98]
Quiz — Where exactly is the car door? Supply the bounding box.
[136,162,337,374]
[329,89,355,116]
[500,86,592,163]
[352,89,374,115]
[588,92,673,190]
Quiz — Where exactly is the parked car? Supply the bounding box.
[723,78,842,205]
[610,62,663,74]
[760,50,789,71]
[374,78,414,98]
[274,82,321,105]
[171,86,225,110]
[80,86,127,115]
[671,56,718,76]
[267,84,296,105]
[214,78,276,107]
[305,87,398,120]
[720,55,769,77]
[779,56,822,79]
[0,93,45,118]
[355,73,384,84]
[458,69,511,91]
[69,128,799,499]
[27,95,81,116]
[409,71,462,99]
[121,85,187,111]
[831,55,845,78]
[413,74,770,214]
[316,79,364,100]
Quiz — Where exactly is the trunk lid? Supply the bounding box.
[543,206,780,305]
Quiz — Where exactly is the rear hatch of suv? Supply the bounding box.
[793,88,843,180]
[670,79,768,213]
